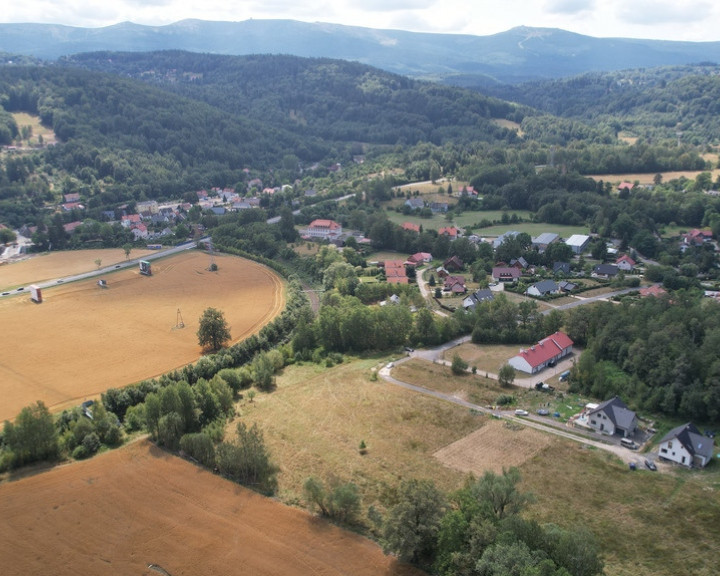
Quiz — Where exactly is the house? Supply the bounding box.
[384,260,408,284]
[553,261,572,276]
[63,221,82,234]
[509,257,529,270]
[405,198,425,210]
[532,232,559,252]
[565,234,591,254]
[615,254,636,271]
[618,181,634,194]
[640,284,667,297]
[131,223,149,240]
[402,222,421,233]
[508,331,574,374]
[304,219,343,240]
[558,280,577,293]
[443,256,464,271]
[443,275,467,293]
[492,267,522,283]
[658,422,715,468]
[682,228,713,247]
[121,214,142,228]
[430,202,449,213]
[463,288,494,310]
[585,397,638,438]
[405,252,432,266]
[592,263,619,279]
[438,226,460,240]
[526,279,559,297]
[63,192,81,203]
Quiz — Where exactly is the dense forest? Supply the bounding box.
[484,64,720,146]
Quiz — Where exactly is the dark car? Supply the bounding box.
[644,459,657,471]
[537,408,550,416]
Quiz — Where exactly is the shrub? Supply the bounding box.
[496,394,516,406]
[180,432,216,467]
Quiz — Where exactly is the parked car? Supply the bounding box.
[514,409,529,416]
[537,408,550,416]
[644,459,657,471]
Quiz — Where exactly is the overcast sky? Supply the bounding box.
[2,0,719,42]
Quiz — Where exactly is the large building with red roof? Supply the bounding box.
[303,219,342,240]
[508,331,574,374]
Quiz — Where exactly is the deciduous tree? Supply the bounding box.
[197,307,231,351]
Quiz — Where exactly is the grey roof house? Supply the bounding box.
[658,423,715,468]
[586,396,638,438]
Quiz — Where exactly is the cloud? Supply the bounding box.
[545,0,596,15]
[617,0,713,25]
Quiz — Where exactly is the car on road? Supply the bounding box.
[1,292,9,296]
[644,459,657,471]
[537,408,549,416]
[404,347,414,353]
[115,264,121,268]
[514,409,529,416]
[16,287,24,291]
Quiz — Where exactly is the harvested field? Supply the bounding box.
[0,439,420,576]
[434,418,556,475]
[0,250,284,421]
[0,248,156,289]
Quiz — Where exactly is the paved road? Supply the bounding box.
[0,238,204,298]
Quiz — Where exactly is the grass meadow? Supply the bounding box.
[237,355,720,576]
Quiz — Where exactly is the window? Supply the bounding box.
[668,441,673,449]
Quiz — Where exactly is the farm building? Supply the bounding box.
[532,232,559,252]
[564,234,590,254]
[658,422,714,468]
[585,396,637,438]
[508,331,573,374]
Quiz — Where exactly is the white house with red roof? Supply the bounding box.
[304,219,343,240]
[682,228,713,247]
[405,252,432,266]
[615,254,636,271]
[508,331,574,374]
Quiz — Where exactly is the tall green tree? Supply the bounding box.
[197,307,231,351]
[3,401,59,467]
[382,478,446,565]
[215,421,278,495]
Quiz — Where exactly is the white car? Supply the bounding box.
[514,409,529,416]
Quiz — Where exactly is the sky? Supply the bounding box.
[2,0,719,43]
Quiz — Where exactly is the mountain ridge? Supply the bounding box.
[2,19,720,85]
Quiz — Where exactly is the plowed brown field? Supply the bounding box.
[0,439,420,576]
[0,250,284,421]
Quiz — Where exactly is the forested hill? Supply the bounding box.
[59,51,522,146]
[2,20,720,85]
[483,64,720,145]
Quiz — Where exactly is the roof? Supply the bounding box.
[438,226,459,237]
[640,284,667,297]
[565,234,591,247]
[464,289,495,309]
[553,261,571,274]
[309,219,341,230]
[533,232,559,245]
[530,279,558,294]
[616,254,636,266]
[492,266,522,279]
[593,263,619,276]
[588,397,636,431]
[514,331,574,369]
[402,222,421,233]
[660,422,714,461]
